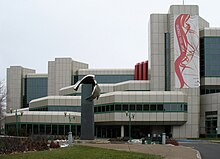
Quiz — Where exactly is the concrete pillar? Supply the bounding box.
[162,133,166,145]
[121,125,124,138]
[80,84,94,140]
[68,132,73,145]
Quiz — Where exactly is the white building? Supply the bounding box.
[4,5,220,139]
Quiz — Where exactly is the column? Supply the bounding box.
[121,125,124,138]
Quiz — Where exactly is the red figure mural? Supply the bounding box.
[174,14,199,88]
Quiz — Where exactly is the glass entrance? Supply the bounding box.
[205,111,218,138]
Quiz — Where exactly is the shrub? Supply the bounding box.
[166,138,179,146]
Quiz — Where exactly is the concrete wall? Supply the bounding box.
[149,14,168,91]
[7,66,35,112]
[48,58,88,96]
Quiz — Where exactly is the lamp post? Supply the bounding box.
[10,108,23,136]
[64,112,75,145]
[125,111,135,142]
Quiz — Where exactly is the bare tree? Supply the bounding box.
[0,80,6,133]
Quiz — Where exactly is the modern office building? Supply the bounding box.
[4,5,220,138]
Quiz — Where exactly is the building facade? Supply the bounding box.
[3,5,220,138]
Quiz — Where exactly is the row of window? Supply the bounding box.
[201,89,220,95]
[30,103,187,113]
[5,124,80,136]
[94,103,187,113]
[30,106,81,112]
[73,75,134,84]
[201,37,220,44]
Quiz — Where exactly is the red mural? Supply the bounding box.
[174,14,199,88]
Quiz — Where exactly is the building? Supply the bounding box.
[3,5,220,138]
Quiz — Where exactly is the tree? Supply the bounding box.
[0,80,6,134]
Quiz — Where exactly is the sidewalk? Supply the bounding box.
[80,143,198,159]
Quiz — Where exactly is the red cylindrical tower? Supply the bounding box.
[139,62,144,80]
[135,63,139,80]
[143,61,147,80]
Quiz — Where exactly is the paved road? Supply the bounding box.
[181,141,220,159]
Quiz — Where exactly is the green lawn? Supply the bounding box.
[0,145,163,159]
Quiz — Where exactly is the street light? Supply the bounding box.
[125,111,135,142]
[10,108,23,136]
[64,112,75,145]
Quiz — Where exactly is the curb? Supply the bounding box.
[196,150,202,159]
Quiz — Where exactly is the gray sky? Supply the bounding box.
[0,0,219,80]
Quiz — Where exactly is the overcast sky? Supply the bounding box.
[1,0,220,81]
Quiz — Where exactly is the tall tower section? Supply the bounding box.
[7,66,35,112]
[48,58,88,96]
[149,5,209,138]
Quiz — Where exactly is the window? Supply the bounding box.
[101,106,106,112]
[157,104,164,111]
[136,104,142,111]
[164,104,170,111]
[129,105,135,111]
[143,104,149,111]
[122,104,128,111]
[150,104,156,111]
[98,106,101,112]
[106,105,110,112]
[115,104,121,111]
[184,104,187,112]
[94,107,97,113]
[201,37,220,77]
[110,105,114,111]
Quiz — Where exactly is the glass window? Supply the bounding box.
[201,89,205,94]
[25,77,48,108]
[201,37,220,77]
[184,104,187,111]
[136,104,142,111]
[122,104,128,111]
[78,75,134,84]
[205,111,217,116]
[98,107,101,112]
[106,105,110,112]
[170,104,178,111]
[46,124,51,134]
[176,104,182,111]
[102,106,106,112]
[157,104,164,111]
[94,107,97,113]
[59,125,64,135]
[164,104,170,111]
[143,104,149,111]
[110,105,114,111]
[129,105,135,111]
[33,124,39,134]
[115,104,121,111]
[210,89,215,93]
[40,124,45,134]
[150,104,156,111]
[205,89,210,94]
[52,125,57,135]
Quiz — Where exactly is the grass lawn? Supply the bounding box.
[0,145,163,159]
